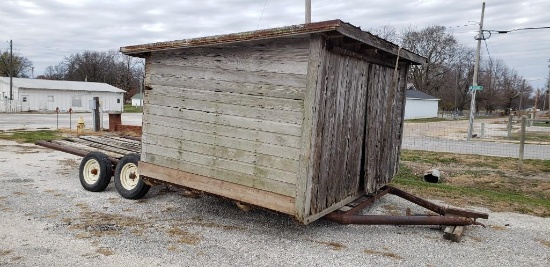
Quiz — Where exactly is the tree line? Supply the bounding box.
[371,25,547,114]
[2,26,549,111]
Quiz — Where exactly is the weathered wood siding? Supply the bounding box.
[306,45,410,215]
[142,37,311,198]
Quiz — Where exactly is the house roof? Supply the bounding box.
[121,19,426,65]
[0,77,125,93]
[406,89,439,100]
[132,93,142,100]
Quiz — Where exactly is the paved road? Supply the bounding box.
[0,112,142,131]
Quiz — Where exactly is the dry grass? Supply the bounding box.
[166,226,201,245]
[537,239,550,248]
[363,249,403,259]
[307,239,347,250]
[396,150,550,217]
[96,247,115,256]
[0,250,13,256]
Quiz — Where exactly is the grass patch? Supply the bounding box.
[505,132,550,142]
[533,122,550,127]
[401,149,550,172]
[405,117,449,123]
[124,104,142,113]
[0,130,62,143]
[394,160,550,217]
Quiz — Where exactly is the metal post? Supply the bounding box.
[9,40,13,100]
[56,107,59,130]
[518,116,526,171]
[481,123,485,138]
[305,0,311,23]
[508,113,512,139]
[93,97,100,132]
[467,2,485,141]
[69,108,72,130]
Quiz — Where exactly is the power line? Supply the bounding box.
[256,0,269,30]
[485,26,550,34]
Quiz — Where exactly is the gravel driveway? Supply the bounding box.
[0,139,549,266]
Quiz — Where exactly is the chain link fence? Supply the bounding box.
[402,115,550,160]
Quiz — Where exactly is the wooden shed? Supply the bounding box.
[121,20,426,224]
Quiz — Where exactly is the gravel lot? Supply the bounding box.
[0,139,549,266]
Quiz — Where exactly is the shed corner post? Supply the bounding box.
[295,33,326,222]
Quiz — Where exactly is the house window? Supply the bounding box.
[22,96,27,102]
[47,95,54,102]
[72,96,82,107]
[117,98,121,104]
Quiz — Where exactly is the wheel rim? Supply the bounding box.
[83,159,101,185]
[120,162,139,190]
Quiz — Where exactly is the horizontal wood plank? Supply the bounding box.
[145,105,302,136]
[139,161,296,215]
[147,94,303,125]
[146,113,301,148]
[149,74,305,100]
[144,143,297,184]
[145,133,299,171]
[142,154,296,197]
[150,63,307,88]
[152,85,304,112]
[152,51,309,75]
[143,123,301,160]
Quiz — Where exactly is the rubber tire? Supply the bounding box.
[79,151,113,192]
[114,153,150,199]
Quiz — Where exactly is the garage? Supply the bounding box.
[404,88,440,119]
[0,77,125,112]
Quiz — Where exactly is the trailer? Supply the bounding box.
[37,20,487,241]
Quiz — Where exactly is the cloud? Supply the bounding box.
[0,0,548,88]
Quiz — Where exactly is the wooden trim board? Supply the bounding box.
[139,161,296,216]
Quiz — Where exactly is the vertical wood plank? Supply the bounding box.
[296,34,326,220]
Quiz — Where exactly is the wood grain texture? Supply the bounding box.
[296,34,325,220]
[146,113,301,148]
[143,153,295,197]
[308,49,369,214]
[142,123,301,160]
[139,161,296,215]
[147,94,303,125]
[145,133,299,171]
[145,104,302,137]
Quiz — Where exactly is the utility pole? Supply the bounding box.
[467,2,485,141]
[9,40,13,100]
[305,0,311,23]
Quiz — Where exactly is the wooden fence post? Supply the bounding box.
[508,113,512,139]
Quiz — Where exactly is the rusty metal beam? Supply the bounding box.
[387,186,489,219]
[325,185,489,226]
[325,213,476,226]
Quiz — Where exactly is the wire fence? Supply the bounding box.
[402,115,550,160]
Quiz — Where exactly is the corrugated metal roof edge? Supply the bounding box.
[120,19,426,65]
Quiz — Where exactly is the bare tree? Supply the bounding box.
[43,50,144,101]
[0,51,33,78]
[401,25,458,96]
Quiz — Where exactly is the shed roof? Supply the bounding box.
[121,19,426,65]
[132,93,142,100]
[0,77,125,93]
[406,89,440,100]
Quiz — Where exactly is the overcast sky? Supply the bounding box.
[0,0,549,89]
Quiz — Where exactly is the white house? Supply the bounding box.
[404,88,440,119]
[131,93,143,107]
[0,77,125,112]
